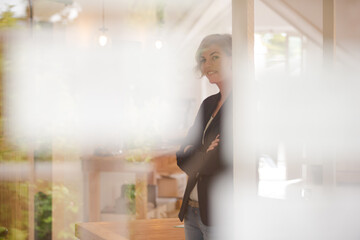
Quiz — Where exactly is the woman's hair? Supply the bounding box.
[195,34,232,76]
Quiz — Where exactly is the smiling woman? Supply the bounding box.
[176,34,233,240]
[199,44,232,86]
[195,35,232,76]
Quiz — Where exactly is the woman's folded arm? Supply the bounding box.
[176,145,205,176]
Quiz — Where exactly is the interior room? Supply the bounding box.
[0,0,360,239]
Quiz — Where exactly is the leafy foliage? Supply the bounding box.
[35,192,52,240]
[262,33,287,67]
[0,5,18,29]
[125,184,136,214]
[0,226,8,239]
[125,148,151,163]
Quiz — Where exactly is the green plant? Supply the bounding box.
[35,192,52,240]
[0,226,8,239]
[125,148,151,163]
[0,5,18,29]
[34,184,80,240]
[261,33,287,67]
[124,184,136,214]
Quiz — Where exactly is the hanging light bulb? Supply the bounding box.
[155,40,163,49]
[99,34,108,46]
[98,0,109,47]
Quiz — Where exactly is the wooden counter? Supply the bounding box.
[75,218,185,240]
[82,148,179,221]
[82,155,154,221]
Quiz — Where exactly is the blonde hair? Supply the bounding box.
[195,34,232,76]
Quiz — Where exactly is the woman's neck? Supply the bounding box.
[217,81,232,103]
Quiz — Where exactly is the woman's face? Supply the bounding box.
[199,44,232,85]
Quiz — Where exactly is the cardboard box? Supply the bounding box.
[157,173,187,198]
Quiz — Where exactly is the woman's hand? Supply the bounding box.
[207,134,220,152]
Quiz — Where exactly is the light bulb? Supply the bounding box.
[155,40,163,49]
[99,34,108,47]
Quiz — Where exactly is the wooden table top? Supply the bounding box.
[75,218,185,240]
[81,147,178,172]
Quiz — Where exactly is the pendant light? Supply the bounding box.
[98,0,108,47]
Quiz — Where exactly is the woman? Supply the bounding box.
[176,34,233,240]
